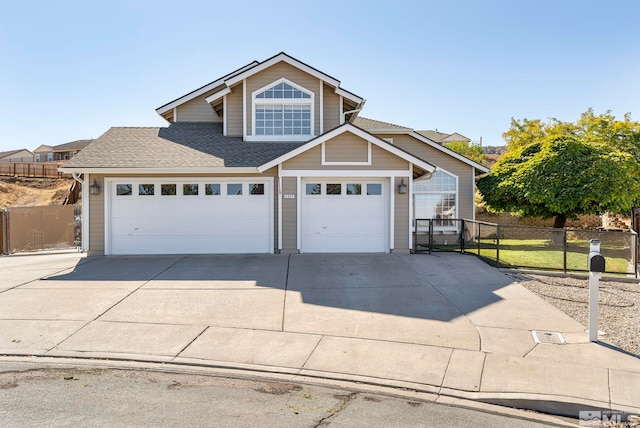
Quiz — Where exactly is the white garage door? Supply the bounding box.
[107,179,271,255]
[301,179,388,253]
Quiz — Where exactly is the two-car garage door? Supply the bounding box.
[107,178,271,255]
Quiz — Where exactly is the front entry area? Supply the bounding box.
[106,178,272,255]
[300,179,388,253]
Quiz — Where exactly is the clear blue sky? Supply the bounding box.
[1,0,638,152]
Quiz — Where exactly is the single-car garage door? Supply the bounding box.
[107,178,272,255]
[301,179,388,253]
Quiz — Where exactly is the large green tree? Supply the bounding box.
[443,140,486,165]
[478,110,640,229]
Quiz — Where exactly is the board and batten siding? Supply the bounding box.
[283,134,409,171]
[377,134,475,220]
[245,62,321,137]
[175,94,221,123]
[281,176,298,252]
[226,84,243,136]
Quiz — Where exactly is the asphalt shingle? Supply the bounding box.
[62,122,306,169]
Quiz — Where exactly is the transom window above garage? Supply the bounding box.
[251,78,314,141]
[304,182,383,196]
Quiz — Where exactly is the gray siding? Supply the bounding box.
[226,84,243,136]
[323,83,340,131]
[176,94,221,122]
[393,177,409,251]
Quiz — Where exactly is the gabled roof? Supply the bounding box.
[416,130,471,144]
[0,148,33,159]
[258,123,436,173]
[54,139,93,152]
[157,52,364,117]
[60,123,305,172]
[353,117,413,133]
[34,144,54,153]
[354,117,488,173]
[155,61,259,115]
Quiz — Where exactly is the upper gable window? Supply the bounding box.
[250,78,314,142]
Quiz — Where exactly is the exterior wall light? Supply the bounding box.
[89,179,101,196]
[398,178,408,194]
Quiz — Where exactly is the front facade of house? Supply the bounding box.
[0,149,33,163]
[61,53,487,256]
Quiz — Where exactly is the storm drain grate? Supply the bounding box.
[531,330,566,345]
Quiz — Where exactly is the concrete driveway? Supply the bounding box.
[0,251,638,416]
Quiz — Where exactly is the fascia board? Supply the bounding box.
[205,87,232,105]
[409,131,490,173]
[257,123,435,173]
[225,53,340,88]
[58,167,260,174]
[334,87,363,104]
[156,61,258,115]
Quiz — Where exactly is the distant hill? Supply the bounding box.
[0,177,73,209]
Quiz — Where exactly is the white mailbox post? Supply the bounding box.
[588,239,606,342]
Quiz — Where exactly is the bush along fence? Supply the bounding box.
[413,219,638,277]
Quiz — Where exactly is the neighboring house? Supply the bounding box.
[61,52,488,256]
[34,140,93,162]
[416,130,471,145]
[0,149,34,163]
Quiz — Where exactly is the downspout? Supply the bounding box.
[342,99,367,124]
[72,172,84,185]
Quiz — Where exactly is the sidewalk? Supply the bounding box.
[0,251,638,417]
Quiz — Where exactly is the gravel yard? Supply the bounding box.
[507,272,640,358]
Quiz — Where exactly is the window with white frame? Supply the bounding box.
[414,170,457,229]
[252,79,313,140]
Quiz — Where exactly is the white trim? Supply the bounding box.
[408,164,413,250]
[296,175,301,251]
[334,87,363,104]
[321,141,372,166]
[204,87,231,105]
[281,169,412,177]
[250,77,315,141]
[319,80,323,134]
[389,176,395,250]
[82,173,90,252]
[278,164,283,250]
[472,167,476,221]
[223,94,227,136]
[173,107,178,122]
[60,167,259,174]
[383,138,394,144]
[258,123,436,174]
[225,53,340,90]
[104,176,274,255]
[242,79,247,140]
[339,96,344,124]
[155,61,258,115]
[409,131,489,173]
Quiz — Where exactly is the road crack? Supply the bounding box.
[313,392,357,427]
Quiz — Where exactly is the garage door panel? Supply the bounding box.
[301,180,388,253]
[109,179,271,255]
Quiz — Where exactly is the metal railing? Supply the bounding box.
[413,218,638,277]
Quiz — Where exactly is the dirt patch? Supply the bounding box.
[0,177,74,209]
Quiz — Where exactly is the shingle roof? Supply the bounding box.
[0,149,31,159]
[415,130,450,143]
[352,117,413,132]
[54,139,93,152]
[62,122,306,169]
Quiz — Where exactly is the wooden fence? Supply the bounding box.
[0,162,71,179]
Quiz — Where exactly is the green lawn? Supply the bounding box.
[458,239,632,274]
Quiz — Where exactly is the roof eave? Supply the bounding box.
[58,166,260,174]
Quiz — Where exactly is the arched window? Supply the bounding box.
[414,170,458,229]
[251,79,314,141]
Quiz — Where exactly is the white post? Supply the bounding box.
[588,271,601,342]
[588,239,602,342]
